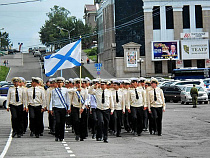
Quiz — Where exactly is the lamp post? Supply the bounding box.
[138,58,144,77]
[168,56,174,79]
[0,28,4,49]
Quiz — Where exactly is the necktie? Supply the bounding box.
[135,88,139,100]
[102,90,105,104]
[33,87,36,99]
[116,90,119,103]
[15,87,19,102]
[78,91,80,103]
[154,89,157,101]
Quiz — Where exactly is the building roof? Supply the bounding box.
[84,5,97,12]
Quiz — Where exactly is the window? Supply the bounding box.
[195,5,203,28]
[166,6,174,29]
[153,6,161,30]
[197,59,205,68]
[183,6,190,29]
[168,60,176,73]
[184,60,192,67]
[155,61,162,73]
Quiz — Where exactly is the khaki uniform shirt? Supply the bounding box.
[27,86,46,107]
[127,87,145,109]
[112,89,125,112]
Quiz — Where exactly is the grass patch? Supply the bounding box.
[88,55,97,61]
[73,65,94,79]
[0,66,10,81]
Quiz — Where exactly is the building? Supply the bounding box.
[96,0,210,77]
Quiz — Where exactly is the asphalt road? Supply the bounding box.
[0,102,210,158]
[2,53,78,82]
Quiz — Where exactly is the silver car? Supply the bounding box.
[180,86,208,105]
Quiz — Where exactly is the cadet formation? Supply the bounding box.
[6,76,166,143]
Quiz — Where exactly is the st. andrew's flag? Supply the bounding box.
[44,39,81,77]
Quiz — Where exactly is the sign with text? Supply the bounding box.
[206,59,210,68]
[126,51,137,67]
[152,41,180,61]
[181,40,209,60]
[181,32,209,39]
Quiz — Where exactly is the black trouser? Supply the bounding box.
[28,105,42,136]
[123,109,131,132]
[81,108,89,138]
[49,112,55,133]
[22,111,28,133]
[114,110,122,135]
[143,109,149,130]
[96,108,110,140]
[90,108,97,134]
[130,106,143,134]
[151,107,163,135]
[41,112,44,134]
[53,107,66,139]
[148,112,154,134]
[10,104,23,135]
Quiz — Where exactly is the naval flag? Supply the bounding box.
[44,39,81,77]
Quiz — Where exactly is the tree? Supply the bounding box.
[39,5,94,50]
[0,31,10,49]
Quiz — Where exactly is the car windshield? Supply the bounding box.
[185,87,204,92]
[176,81,200,85]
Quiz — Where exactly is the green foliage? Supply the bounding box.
[0,66,10,81]
[0,32,10,48]
[73,66,94,79]
[84,47,97,56]
[88,55,97,61]
[39,5,95,50]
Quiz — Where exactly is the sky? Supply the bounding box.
[0,0,93,50]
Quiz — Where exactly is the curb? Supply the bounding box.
[6,67,11,81]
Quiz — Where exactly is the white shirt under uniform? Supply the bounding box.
[112,89,125,113]
[49,87,70,111]
[6,86,26,109]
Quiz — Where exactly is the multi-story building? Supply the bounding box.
[96,0,210,77]
[84,4,97,28]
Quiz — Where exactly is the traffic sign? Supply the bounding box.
[95,63,102,72]
[97,71,101,75]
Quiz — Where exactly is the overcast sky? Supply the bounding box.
[0,0,93,50]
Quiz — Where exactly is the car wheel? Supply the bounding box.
[181,101,185,104]
[198,101,202,104]
[3,101,7,109]
[186,102,189,105]
[173,100,178,103]
[204,101,209,104]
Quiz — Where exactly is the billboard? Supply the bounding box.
[152,41,180,61]
[181,40,209,60]
[126,51,137,67]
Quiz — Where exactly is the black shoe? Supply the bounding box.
[17,134,21,138]
[55,137,58,141]
[75,135,79,141]
[103,139,108,143]
[12,132,17,138]
[80,138,84,141]
[30,132,34,137]
[96,138,102,141]
[153,131,156,135]
[158,133,162,136]
[116,134,122,137]
[40,133,43,136]
[138,133,141,136]
[35,135,39,138]
[92,134,96,139]
[133,132,138,136]
[59,139,63,141]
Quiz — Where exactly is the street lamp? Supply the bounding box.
[53,24,75,42]
[137,58,144,77]
[168,56,174,78]
[0,28,4,48]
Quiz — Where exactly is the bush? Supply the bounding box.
[0,66,10,81]
[84,47,97,56]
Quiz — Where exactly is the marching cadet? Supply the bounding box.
[122,80,131,132]
[26,77,46,138]
[127,78,146,136]
[148,78,166,136]
[49,77,70,141]
[69,78,88,141]
[88,79,99,139]
[6,77,26,138]
[46,78,56,135]
[89,80,114,143]
[112,80,125,137]
[19,77,28,134]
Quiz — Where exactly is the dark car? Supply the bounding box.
[161,86,182,103]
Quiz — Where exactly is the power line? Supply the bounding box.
[0,0,42,6]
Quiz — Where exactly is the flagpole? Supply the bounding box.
[79,36,82,119]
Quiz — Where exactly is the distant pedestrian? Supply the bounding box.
[4,60,6,66]
[190,85,198,108]
[87,58,90,64]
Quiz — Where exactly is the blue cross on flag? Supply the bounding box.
[44,39,82,77]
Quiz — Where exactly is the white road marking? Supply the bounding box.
[0,130,13,158]
[70,154,76,157]
[65,147,70,150]
[62,141,66,144]
[63,144,68,147]
[67,150,73,153]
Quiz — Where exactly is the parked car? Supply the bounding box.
[34,51,41,57]
[161,86,182,103]
[180,86,208,104]
[0,87,9,109]
[171,80,205,87]
[203,78,210,88]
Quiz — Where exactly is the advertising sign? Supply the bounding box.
[127,51,137,67]
[181,40,209,60]
[176,60,183,69]
[181,32,209,39]
[206,59,210,68]
[152,41,180,61]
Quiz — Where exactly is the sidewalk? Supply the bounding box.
[81,51,114,79]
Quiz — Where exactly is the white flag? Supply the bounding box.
[44,39,81,77]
